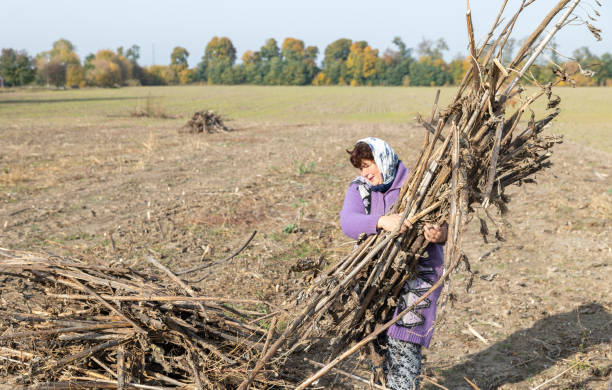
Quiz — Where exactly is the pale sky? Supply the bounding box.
[2,0,610,67]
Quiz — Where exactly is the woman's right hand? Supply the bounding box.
[377,214,412,233]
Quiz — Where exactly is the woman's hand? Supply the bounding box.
[377,214,412,233]
[424,223,448,243]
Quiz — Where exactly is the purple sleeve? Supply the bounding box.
[339,184,380,239]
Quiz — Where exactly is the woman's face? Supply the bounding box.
[359,159,383,186]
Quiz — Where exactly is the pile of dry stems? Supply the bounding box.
[180,110,230,134]
[0,248,291,389]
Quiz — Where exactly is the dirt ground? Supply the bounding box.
[1,89,611,389]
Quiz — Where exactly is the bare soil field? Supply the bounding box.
[1,86,610,389]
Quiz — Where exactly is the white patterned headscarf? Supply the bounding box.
[351,137,399,214]
[357,137,399,191]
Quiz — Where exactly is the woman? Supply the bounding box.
[340,137,447,390]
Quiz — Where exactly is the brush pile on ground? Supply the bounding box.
[0,248,292,389]
[180,110,230,134]
[239,1,602,388]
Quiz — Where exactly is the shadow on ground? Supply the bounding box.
[431,303,611,389]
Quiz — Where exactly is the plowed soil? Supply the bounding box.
[1,86,610,389]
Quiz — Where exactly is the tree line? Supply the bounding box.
[1,37,611,88]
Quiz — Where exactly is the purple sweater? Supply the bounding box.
[339,162,444,348]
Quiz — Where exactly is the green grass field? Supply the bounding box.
[1,85,611,152]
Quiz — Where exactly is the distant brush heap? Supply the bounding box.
[180,110,230,134]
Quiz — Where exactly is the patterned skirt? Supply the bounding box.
[383,337,422,390]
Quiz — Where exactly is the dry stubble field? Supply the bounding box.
[0,85,611,389]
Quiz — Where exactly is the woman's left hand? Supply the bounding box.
[424,223,448,243]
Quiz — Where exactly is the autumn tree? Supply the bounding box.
[50,39,80,65]
[410,37,451,86]
[117,54,133,84]
[324,39,352,66]
[282,38,305,62]
[416,38,449,60]
[280,38,311,85]
[241,50,264,84]
[168,46,194,84]
[83,53,95,72]
[66,64,84,87]
[86,49,133,87]
[448,55,470,85]
[346,41,381,85]
[278,38,319,84]
[261,38,280,61]
[36,38,82,87]
[119,45,146,85]
[197,37,237,84]
[86,50,121,86]
[322,38,352,84]
[232,37,317,85]
[259,38,282,84]
[232,40,275,85]
[303,45,319,83]
[380,37,414,85]
[241,51,260,65]
[409,57,452,86]
[142,65,178,85]
[171,47,189,68]
[0,49,36,86]
[39,61,66,87]
[123,45,140,64]
[263,58,282,84]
